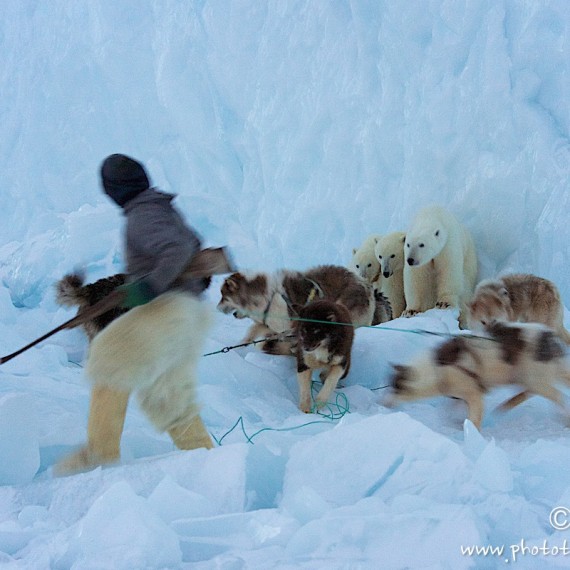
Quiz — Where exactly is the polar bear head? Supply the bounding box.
[350,235,381,283]
[405,225,448,267]
[374,232,406,278]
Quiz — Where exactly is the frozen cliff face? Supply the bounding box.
[0,0,569,307]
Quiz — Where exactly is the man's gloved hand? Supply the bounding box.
[116,280,156,308]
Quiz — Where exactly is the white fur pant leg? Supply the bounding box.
[87,293,212,390]
[87,292,213,439]
[137,358,200,432]
[138,362,214,450]
[54,385,130,476]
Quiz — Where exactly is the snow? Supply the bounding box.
[0,395,40,486]
[58,481,183,570]
[0,0,569,568]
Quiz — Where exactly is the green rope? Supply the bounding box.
[201,312,494,359]
[285,314,495,342]
[212,381,351,445]
[204,308,497,445]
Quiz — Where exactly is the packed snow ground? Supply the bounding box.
[2,303,570,569]
[1,1,570,568]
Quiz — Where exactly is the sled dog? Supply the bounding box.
[388,321,570,429]
[293,299,355,413]
[468,273,570,344]
[56,272,128,339]
[217,265,389,354]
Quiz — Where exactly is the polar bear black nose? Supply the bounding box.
[407,257,415,266]
[383,271,390,278]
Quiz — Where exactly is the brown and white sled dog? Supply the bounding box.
[217,265,390,355]
[293,300,355,413]
[468,273,570,344]
[55,292,215,476]
[55,272,128,339]
[388,321,570,430]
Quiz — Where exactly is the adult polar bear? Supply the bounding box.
[403,205,477,325]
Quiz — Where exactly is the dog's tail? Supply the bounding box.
[55,272,88,307]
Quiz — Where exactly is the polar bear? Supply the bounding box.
[374,231,406,318]
[403,206,477,324]
[350,234,382,287]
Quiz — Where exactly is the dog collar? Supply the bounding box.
[262,291,277,325]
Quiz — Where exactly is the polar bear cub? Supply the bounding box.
[403,205,477,323]
[374,231,406,318]
[350,234,382,287]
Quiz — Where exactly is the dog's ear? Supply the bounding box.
[304,278,324,302]
[225,273,244,292]
[400,234,406,243]
[311,281,325,299]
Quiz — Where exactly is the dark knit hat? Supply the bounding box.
[100,154,150,206]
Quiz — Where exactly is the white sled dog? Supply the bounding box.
[388,321,570,430]
[217,265,391,354]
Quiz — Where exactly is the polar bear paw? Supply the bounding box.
[402,309,420,318]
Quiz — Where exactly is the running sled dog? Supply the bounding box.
[217,264,392,354]
[388,321,570,430]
